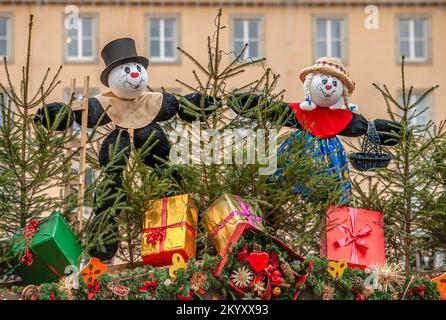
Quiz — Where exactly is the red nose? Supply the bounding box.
[325,85,332,90]
[131,72,139,78]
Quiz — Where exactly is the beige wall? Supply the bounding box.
[0,3,445,122]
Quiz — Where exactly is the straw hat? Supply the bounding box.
[299,57,355,94]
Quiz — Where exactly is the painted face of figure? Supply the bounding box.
[309,73,344,107]
[108,62,148,99]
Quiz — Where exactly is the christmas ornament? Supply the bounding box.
[36,37,217,261]
[272,286,281,297]
[190,270,208,292]
[169,253,187,279]
[327,260,347,279]
[270,269,285,286]
[247,251,269,273]
[80,257,108,285]
[252,281,266,297]
[321,283,335,300]
[431,272,446,300]
[230,266,253,288]
[369,262,405,293]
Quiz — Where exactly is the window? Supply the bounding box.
[399,91,432,127]
[398,17,429,62]
[233,18,261,60]
[0,15,11,59]
[147,17,178,62]
[65,16,96,62]
[315,18,346,59]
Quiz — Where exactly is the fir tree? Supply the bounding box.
[167,9,343,257]
[351,57,446,272]
[0,15,78,270]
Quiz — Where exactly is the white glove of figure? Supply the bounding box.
[299,97,317,111]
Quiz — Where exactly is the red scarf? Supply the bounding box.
[289,103,353,139]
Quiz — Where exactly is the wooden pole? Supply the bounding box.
[77,76,89,232]
[64,78,76,200]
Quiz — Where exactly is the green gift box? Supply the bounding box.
[10,212,82,285]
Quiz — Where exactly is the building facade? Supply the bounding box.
[0,0,445,124]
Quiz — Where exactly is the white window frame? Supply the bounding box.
[232,17,262,61]
[64,14,97,63]
[397,16,430,63]
[0,89,14,126]
[0,13,13,60]
[313,15,348,61]
[146,15,180,64]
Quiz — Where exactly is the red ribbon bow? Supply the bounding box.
[144,228,166,245]
[335,209,373,264]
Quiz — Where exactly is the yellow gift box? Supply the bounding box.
[204,194,264,256]
[141,194,198,267]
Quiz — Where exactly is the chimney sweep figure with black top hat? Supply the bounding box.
[35,38,217,261]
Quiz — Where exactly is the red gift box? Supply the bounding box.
[321,205,385,269]
[213,223,312,300]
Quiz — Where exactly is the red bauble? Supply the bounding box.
[247,252,269,273]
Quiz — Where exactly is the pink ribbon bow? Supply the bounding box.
[233,196,263,226]
[335,209,372,264]
[210,195,263,238]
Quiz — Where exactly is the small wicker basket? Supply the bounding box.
[348,121,393,171]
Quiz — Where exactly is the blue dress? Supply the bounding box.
[273,128,352,203]
[274,104,352,203]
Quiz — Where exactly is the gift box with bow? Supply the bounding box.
[141,194,198,267]
[204,194,264,255]
[10,212,82,285]
[320,205,385,269]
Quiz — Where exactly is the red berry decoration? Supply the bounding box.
[247,252,269,273]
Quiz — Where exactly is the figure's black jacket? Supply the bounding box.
[230,93,402,146]
[35,92,217,168]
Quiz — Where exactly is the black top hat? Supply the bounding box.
[100,38,149,87]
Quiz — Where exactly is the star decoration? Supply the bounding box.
[230,266,253,288]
